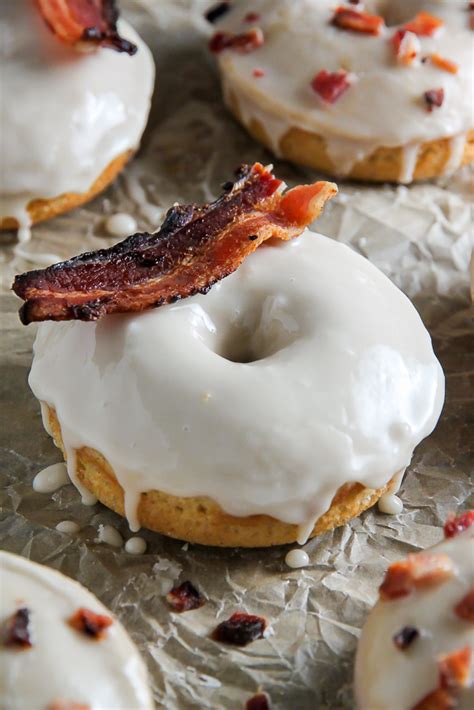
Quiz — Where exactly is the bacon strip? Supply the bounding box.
[13,164,337,324]
[444,510,474,538]
[36,0,137,54]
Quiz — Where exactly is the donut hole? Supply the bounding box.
[217,294,301,364]
[368,0,429,26]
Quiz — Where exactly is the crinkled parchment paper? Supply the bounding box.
[1,2,473,708]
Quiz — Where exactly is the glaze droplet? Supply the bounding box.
[56,520,81,535]
[378,494,404,515]
[105,213,137,238]
[125,536,147,555]
[33,463,69,493]
[96,524,123,548]
[285,549,310,569]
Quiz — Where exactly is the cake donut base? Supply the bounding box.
[227,90,474,183]
[0,150,133,230]
[46,406,394,548]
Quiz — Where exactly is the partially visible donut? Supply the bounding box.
[0,551,154,710]
[0,1,154,230]
[355,512,474,710]
[208,0,474,182]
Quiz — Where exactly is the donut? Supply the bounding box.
[207,0,474,183]
[355,512,474,710]
[0,0,155,232]
[12,165,445,547]
[0,551,153,709]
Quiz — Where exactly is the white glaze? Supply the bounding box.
[215,0,472,179]
[378,468,405,515]
[0,551,153,710]
[32,463,69,494]
[55,520,81,535]
[355,528,474,710]
[105,212,138,239]
[0,0,155,230]
[96,524,123,548]
[29,231,445,538]
[285,549,310,569]
[125,537,147,555]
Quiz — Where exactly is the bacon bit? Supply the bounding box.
[411,687,456,710]
[246,693,270,710]
[439,646,473,690]
[311,69,351,103]
[444,510,474,538]
[68,608,113,640]
[166,581,205,613]
[4,607,32,649]
[205,1,231,24]
[252,68,265,78]
[404,11,444,37]
[331,7,384,36]
[213,612,266,646]
[13,164,336,324]
[209,28,264,53]
[391,30,420,65]
[424,88,445,112]
[454,588,474,623]
[244,12,261,23]
[429,54,459,74]
[36,0,137,54]
[48,702,90,710]
[379,552,454,600]
[393,625,419,650]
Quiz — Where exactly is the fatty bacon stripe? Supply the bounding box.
[13,163,337,324]
[36,0,137,54]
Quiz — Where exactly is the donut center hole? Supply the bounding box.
[217,295,300,364]
[368,0,428,26]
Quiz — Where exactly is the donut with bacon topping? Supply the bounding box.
[36,0,137,54]
[12,164,337,324]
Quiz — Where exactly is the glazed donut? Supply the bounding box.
[0,0,154,231]
[355,512,474,710]
[0,551,153,710]
[208,0,474,183]
[27,229,444,547]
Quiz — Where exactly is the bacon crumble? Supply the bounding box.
[404,11,444,37]
[429,54,459,74]
[379,553,454,600]
[205,1,232,24]
[252,68,265,78]
[213,612,266,646]
[4,607,32,649]
[311,69,351,103]
[246,692,270,710]
[454,589,474,623]
[166,581,205,613]
[424,88,445,112]
[209,27,264,53]
[48,702,91,710]
[444,510,474,538]
[36,0,137,54]
[331,7,384,35]
[13,164,336,324]
[411,646,473,709]
[393,625,420,650]
[391,30,420,65]
[68,607,113,640]
[244,12,261,23]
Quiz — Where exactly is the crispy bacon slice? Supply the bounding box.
[36,0,137,54]
[379,553,454,600]
[331,7,384,35]
[404,11,444,37]
[444,510,474,538]
[454,589,474,623]
[13,164,337,324]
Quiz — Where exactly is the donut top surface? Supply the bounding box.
[0,0,154,226]
[29,230,444,539]
[0,551,154,710]
[212,0,473,173]
[355,521,474,710]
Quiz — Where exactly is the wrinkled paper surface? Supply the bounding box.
[1,2,473,708]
